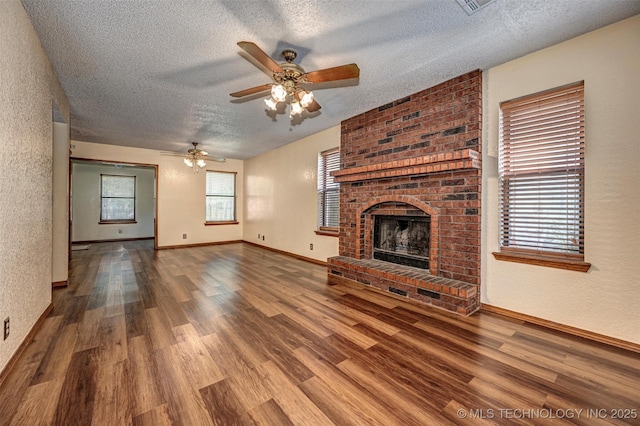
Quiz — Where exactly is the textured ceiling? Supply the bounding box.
[21,0,640,160]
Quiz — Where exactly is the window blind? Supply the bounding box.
[101,174,136,221]
[317,148,340,230]
[206,171,236,222]
[499,82,585,257]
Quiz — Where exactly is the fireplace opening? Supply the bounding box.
[373,215,430,269]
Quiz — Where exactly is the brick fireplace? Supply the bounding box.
[327,70,482,315]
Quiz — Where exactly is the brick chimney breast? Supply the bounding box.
[328,71,482,316]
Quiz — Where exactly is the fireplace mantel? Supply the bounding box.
[332,148,480,183]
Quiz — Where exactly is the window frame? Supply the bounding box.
[205,170,238,225]
[99,174,137,224]
[493,81,590,272]
[316,147,340,236]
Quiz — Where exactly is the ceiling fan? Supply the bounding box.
[160,142,225,172]
[230,41,360,117]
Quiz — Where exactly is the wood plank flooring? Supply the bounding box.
[1,240,639,425]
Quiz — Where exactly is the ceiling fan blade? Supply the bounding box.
[305,99,321,112]
[230,83,272,98]
[305,64,360,83]
[237,41,283,74]
[159,151,226,163]
[204,155,226,163]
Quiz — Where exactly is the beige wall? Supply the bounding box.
[71,162,155,242]
[482,15,640,344]
[0,0,70,371]
[243,126,340,262]
[70,141,243,247]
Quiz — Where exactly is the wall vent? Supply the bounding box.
[456,0,494,15]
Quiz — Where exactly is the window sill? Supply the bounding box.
[205,221,239,226]
[315,229,339,237]
[492,251,591,272]
[99,220,137,225]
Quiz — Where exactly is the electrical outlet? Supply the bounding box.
[3,317,9,340]
[262,235,265,241]
[258,233,260,239]
[310,243,313,250]
[182,234,187,239]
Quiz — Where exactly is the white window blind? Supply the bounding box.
[499,82,585,258]
[317,148,340,230]
[100,174,136,221]
[206,171,236,222]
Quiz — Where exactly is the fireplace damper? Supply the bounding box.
[373,215,430,269]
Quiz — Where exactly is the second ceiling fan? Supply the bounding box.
[230,41,360,118]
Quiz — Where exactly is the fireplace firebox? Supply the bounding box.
[373,215,430,269]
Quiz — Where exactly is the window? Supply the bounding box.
[317,148,340,232]
[100,174,136,223]
[206,171,236,223]
[497,82,586,266]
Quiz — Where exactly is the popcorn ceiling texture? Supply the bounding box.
[20,0,640,160]
[0,0,70,372]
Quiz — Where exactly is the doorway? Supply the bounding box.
[69,159,158,248]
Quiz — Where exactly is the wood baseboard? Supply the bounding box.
[481,303,640,354]
[157,240,243,250]
[242,241,328,267]
[0,303,53,387]
[73,237,154,244]
[52,280,67,288]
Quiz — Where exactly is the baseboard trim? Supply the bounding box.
[0,303,53,387]
[242,241,328,267]
[481,303,640,354]
[73,237,154,244]
[52,280,68,288]
[157,240,243,250]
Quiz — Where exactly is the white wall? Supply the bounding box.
[243,126,340,262]
[70,141,243,247]
[0,0,70,371]
[71,162,155,242]
[482,15,640,344]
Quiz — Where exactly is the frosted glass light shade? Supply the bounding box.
[271,84,287,102]
[299,91,314,108]
[264,97,278,110]
[290,100,303,117]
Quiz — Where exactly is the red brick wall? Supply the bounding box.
[337,70,482,285]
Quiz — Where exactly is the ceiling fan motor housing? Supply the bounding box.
[273,62,308,95]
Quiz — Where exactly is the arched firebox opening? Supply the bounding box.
[355,196,439,276]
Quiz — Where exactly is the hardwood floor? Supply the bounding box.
[1,240,639,425]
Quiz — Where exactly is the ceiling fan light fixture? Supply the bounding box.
[184,142,207,173]
[271,84,287,102]
[289,100,303,117]
[299,90,314,108]
[264,97,278,110]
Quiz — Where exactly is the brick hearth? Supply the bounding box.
[328,256,478,315]
[328,70,482,316]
